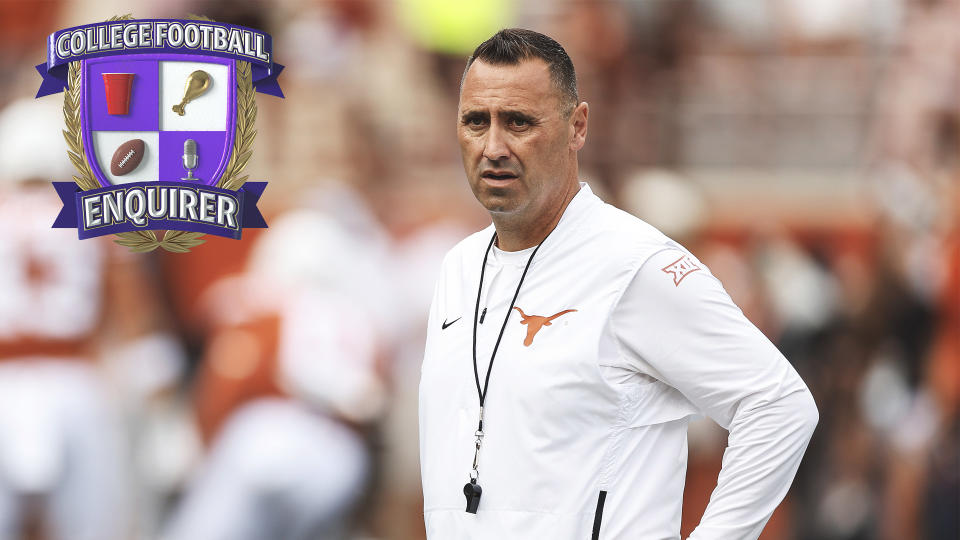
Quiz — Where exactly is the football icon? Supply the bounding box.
[110,138,145,176]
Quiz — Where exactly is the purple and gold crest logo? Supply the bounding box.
[36,15,284,252]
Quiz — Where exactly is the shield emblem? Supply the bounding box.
[41,16,282,252]
[80,54,235,187]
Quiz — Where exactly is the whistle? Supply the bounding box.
[463,480,482,514]
[172,70,211,116]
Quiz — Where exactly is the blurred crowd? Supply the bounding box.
[0,0,956,539]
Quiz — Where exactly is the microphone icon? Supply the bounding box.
[182,139,199,181]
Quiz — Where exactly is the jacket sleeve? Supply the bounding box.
[610,248,818,540]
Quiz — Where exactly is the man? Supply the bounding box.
[419,29,819,539]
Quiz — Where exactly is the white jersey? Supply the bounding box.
[419,184,818,539]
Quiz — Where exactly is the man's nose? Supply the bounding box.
[482,126,510,162]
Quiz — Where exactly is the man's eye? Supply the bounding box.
[465,117,486,126]
[510,118,530,127]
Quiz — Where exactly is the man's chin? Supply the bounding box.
[478,194,520,215]
[470,184,514,212]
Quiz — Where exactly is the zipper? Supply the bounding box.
[591,490,607,540]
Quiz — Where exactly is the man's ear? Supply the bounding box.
[569,102,588,151]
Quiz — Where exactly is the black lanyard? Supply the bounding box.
[464,230,550,513]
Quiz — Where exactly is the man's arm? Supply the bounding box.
[610,248,818,540]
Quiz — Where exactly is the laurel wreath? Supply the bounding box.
[62,14,258,253]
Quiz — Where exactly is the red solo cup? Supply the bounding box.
[102,73,135,115]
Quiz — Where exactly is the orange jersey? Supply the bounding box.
[193,313,285,445]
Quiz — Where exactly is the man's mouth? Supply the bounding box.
[481,171,518,181]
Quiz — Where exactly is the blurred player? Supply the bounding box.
[162,208,390,540]
[0,98,184,540]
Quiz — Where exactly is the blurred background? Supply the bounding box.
[0,0,957,539]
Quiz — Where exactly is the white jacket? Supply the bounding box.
[420,184,818,539]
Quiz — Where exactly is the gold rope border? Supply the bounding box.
[62,14,258,253]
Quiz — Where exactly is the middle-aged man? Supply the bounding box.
[419,29,819,539]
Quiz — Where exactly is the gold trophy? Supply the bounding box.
[172,70,211,116]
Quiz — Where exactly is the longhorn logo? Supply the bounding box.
[512,307,577,347]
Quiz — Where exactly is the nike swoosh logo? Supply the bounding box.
[441,317,461,330]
